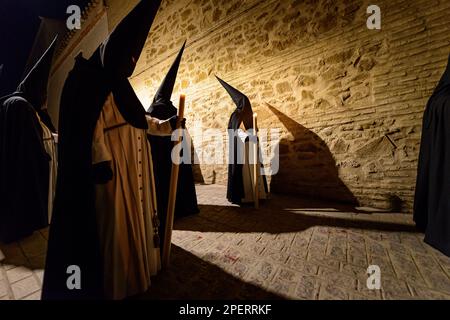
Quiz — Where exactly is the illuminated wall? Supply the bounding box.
[63,0,450,212]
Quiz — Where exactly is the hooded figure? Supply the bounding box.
[414,54,450,257]
[43,0,171,300]
[0,37,57,243]
[147,41,199,247]
[216,76,268,205]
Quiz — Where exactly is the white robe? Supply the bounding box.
[237,129,267,203]
[36,113,58,224]
[92,93,172,300]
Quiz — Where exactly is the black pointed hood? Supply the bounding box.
[23,17,65,78]
[153,41,186,104]
[100,0,162,79]
[435,54,450,94]
[216,76,254,130]
[89,0,162,129]
[147,41,186,119]
[17,36,57,111]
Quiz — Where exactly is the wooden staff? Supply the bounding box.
[162,94,186,268]
[253,113,259,209]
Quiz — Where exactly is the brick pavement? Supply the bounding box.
[2,184,450,300]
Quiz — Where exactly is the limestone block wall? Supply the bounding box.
[109,0,450,212]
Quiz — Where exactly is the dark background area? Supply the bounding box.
[0,0,90,96]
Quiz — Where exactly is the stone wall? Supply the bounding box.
[111,0,450,212]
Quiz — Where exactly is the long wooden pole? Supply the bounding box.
[162,94,185,268]
[253,113,259,209]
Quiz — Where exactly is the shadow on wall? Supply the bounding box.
[266,103,358,206]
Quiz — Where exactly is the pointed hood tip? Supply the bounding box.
[24,34,59,76]
[46,35,59,53]
[178,40,187,57]
[153,41,186,103]
[17,34,59,110]
[215,76,251,111]
[215,75,234,94]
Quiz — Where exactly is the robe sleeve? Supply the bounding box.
[92,115,112,165]
[146,115,173,137]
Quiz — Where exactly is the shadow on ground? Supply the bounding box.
[175,197,417,235]
[135,244,282,300]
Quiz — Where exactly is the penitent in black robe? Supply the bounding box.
[0,94,50,243]
[216,76,268,205]
[0,37,57,243]
[43,0,163,300]
[414,55,450,257]
[147,41,198,245]
[148,104,199,242]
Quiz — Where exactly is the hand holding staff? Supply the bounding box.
[162,94,186,268]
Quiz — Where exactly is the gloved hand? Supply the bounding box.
[169,116,186,130]
[93,161,113,184]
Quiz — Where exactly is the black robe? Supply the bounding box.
[42,56,109,299]
[147,100,199,244]
[146,40,198,245]
[0,37,57,243]
[226,111,269,205]
[227,111,247,204]
[414,55,450,257]
[0,93,50,243]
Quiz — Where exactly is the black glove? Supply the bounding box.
[169,116,186,130]
[93,161,113,184]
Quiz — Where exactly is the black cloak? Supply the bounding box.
[0,37,57,243]
[216,76,268,204]
[147,41,199,245]
[414,54,450,257]
[42,0,162,300]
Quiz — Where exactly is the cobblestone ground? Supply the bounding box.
[2,184,450,300]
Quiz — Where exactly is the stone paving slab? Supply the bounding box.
[2,184,450,300]
[144,184,450,300]
[0,230,46,300]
